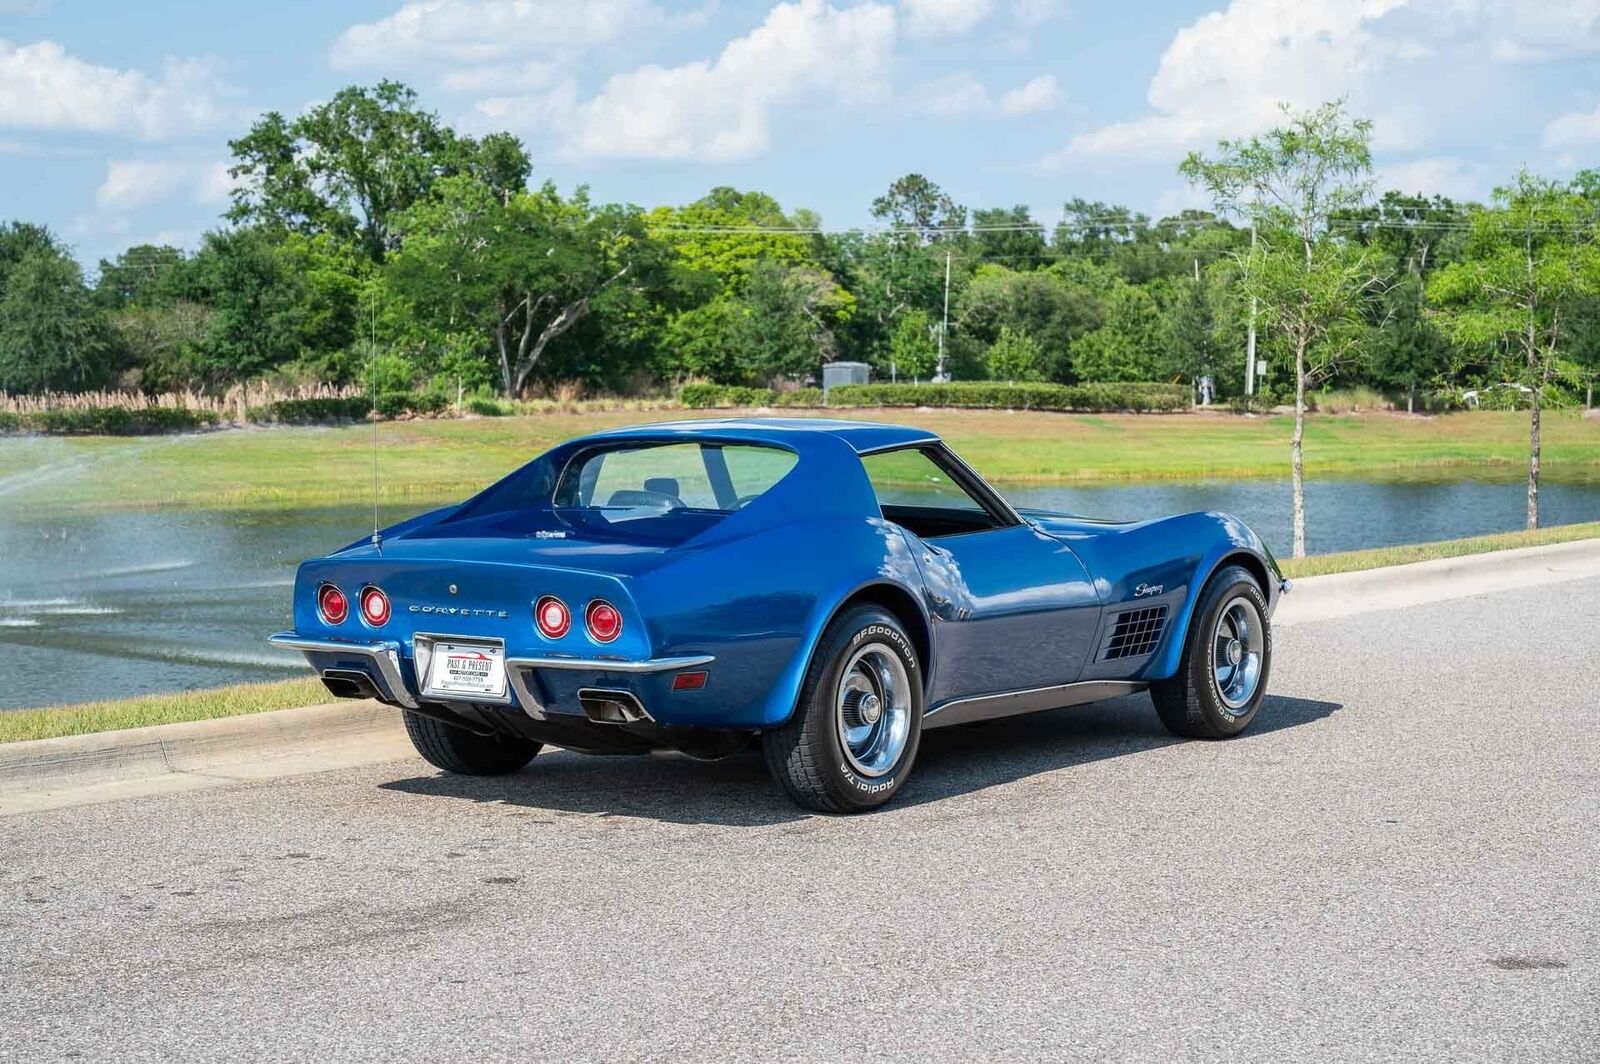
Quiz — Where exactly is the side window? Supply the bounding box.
[717,445,799,503]
[860,447,1002,538]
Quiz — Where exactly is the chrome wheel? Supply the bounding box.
[835,642,912,777]
[1212,596,1265,709]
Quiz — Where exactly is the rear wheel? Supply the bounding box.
[1151,566,1271,739]
[762,606,923,813]
[403,710,542,775]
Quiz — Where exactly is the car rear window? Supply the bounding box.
[444,440,797,545]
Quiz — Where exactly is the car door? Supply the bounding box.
[859,445,1103,707]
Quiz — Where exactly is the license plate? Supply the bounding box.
[425,641,507,699]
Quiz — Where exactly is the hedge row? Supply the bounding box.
[247,396,373,423]
[680,384,823,409]
[829,381,1189,412]
[0,407,222,435]
[680,380,1189,412]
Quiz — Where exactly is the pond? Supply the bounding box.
[4,477,1600,712]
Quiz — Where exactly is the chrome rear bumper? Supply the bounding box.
[268,631,712,718]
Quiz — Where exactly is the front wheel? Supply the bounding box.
[1151,566,1272,739]
[403,710,542,775]
[762,606,923,813]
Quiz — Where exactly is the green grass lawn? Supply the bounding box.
[4,407,1598,511]
[0,676,330,744]
[1278,520,1600,578]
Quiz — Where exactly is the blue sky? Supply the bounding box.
[3,0,1598,270]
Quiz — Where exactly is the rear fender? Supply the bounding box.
[756,522,929,728]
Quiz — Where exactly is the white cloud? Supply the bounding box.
[999,74,1063,115]
[96,158,235,211]
[1062,0,1409,161]
[906,73,992,116]
[0,39,228,139]
[331,0,671,69]
[1542,106,1600,149]
[900,0,994,38]
[1060,0,1600,162]
[905,72,1062,118]
[1009,0,1059,26]
[548,0,897,162]
[439,60,558,94]
[1376,157,1494,200]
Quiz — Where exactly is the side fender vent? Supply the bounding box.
[1101,605,1168,661]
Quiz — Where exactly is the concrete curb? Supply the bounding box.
[1276,538,1600,626]
[3,537,1596,816]
[0,700,409,816]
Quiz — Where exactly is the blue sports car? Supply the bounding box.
[271,418,1288,812]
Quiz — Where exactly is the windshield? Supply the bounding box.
[445,440,797,545]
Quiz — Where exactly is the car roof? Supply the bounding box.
[574,417,940,454]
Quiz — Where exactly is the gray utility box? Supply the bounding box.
[822,361,870,402]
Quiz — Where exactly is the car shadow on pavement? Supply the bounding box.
[378,693,1340,826]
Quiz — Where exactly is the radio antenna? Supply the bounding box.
[369,291,382,551]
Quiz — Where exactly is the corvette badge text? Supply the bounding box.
[409,605,510,619]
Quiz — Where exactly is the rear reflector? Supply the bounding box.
[671,671,708,691]
[317,584,348,625]
[585,599,622,644]
[535,596,570,638]
[360,585,390,626]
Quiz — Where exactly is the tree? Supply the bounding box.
[186,228,310,384]
[95,244,188,310]
[972,205,1047,265]
[0,245,115,393]
[646,187,813,288]
[1344,192,1466,411]
[1428,171,1600,528]
[1160,266,1227,398]
[1070,282,1164,382]
[0,222,65,289]
[870,174,966,243]
[888,309,938,381]
[987,326,1044,382]
[228,81,527,263]
[1182,100,1387,557]
[955,262,1108,382]
[387,176,669,396]
[733,260,855,382]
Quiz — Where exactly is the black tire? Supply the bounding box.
[1151,565,1272,739]
[403,710,542,775]
[762,606,923,813]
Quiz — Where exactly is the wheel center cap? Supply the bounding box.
[859,693,882,725]
[1226,638,1243,666]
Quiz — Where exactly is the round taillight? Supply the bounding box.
[535,596,570,638]
[360,586,390,626]
[586,600,622,644]
[318,584,348,625]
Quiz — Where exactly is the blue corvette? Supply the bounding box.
[271,418,1288,812]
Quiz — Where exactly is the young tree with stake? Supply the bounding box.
[1427,170,1600,529]
[1181,101,1387,557]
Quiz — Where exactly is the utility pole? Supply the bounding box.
[936,247,952,382]
[1244,219,1258,411]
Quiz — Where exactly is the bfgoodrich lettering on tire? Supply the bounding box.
[1151,565,1271,739]
[762,605,923,813]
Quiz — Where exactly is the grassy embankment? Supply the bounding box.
[8,407,1600,512]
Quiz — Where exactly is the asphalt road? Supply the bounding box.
[3,578,1597,1063]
